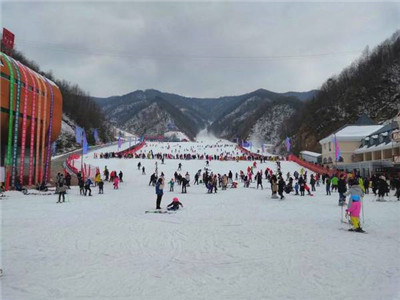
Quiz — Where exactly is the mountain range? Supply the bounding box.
[94,89,316,145]
[94,30,400,154]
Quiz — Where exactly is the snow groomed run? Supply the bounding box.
[1,138,400,300]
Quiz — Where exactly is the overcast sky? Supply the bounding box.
[2,1,400,98]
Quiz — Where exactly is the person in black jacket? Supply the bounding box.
[310,174,316,192]
[167,197,184,211]
[338,175,347,206]
[65,173,72,189]
[298,176,305,196]
[278,177,286,200]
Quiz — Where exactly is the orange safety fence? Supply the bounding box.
[287,154,347,177]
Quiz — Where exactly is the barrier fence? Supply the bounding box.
[287,154,347,177]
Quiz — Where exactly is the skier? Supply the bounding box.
[181,177,188,193]
[79,178,85,195]
[271,176,278,199]
[149,173,157,186]
[113,176,119,189]
[294,180,299,195]
[167,197,184,211]
[155,178,164,209]
[298,176,305,196]
[377,176,389,201]
[84,178,93,196]
[65,173,72,189]
[310,174,316,192]
[255,171,263,189]
[119,171,123,182]
[278,177,285,200]
[104,166,109,181]
[98,178,104,194]
[168,178,175,192]
[338,175,347,206]
[142,166,146,175]
[137,162,141,170]
[345,179,365,232]
[331,175,339,192]
[95,172,101,187]
[178,163,182,171]
[325,177,331,195]
[57,180,67,203]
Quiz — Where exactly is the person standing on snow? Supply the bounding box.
[278,177,286,200]
[345,179,365,232]
[84,178,93,196]
[338,175,347,206]
[155,178,164,209]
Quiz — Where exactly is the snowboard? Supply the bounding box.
[145,210,176,214]
[339,228,367,234]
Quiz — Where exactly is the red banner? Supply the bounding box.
[2,28,15,50]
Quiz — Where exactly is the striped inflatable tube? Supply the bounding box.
[26,67,37,186]
[34,74,43,183]
[39,74,48,183]
[10,58,22,187]
[16,62,29,185]
[1,54,15,170]
[44,78,55,183]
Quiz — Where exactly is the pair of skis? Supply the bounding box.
[340,205,367,233]
[145,210,176,214]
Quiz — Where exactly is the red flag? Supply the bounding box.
[2,28,15,50]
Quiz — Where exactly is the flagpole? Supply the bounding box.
[81,133,84,181]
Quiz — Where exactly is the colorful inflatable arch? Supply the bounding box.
[0,52,62,189]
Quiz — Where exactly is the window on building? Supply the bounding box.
[338,156,344,162]
[328,157,332,163]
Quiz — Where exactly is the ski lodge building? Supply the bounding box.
[319,113,400,177]
[0,52,63,188]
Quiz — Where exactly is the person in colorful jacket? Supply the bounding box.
[345,179,365,232]
[331,175,339,192]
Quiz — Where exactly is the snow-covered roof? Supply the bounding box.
[354,141,400,154]
[319,125,384,144]
[300,150,321,157]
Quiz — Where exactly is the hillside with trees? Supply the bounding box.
[284,30,400,154]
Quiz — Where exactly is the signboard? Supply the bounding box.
[2,28,15,50]
[392,131,400,143]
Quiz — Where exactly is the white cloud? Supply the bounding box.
[3,2,400,97]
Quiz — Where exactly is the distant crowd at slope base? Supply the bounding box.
[94,150,282,162]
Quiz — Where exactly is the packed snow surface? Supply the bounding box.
[1,141,400,300]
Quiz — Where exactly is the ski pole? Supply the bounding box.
[341,205,343,223]
[361,196,365,226]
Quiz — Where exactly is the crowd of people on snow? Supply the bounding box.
[52,166,124,203]
[142,158,400,231]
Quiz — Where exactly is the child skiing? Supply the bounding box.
[113,176,119,189]
[168,178,175,192]
[345,179,365,232]
[167,197,184,211]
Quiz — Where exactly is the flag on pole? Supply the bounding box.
[75,126,83,144]
[285,137,291,152]
[83,131,89,154]
[118,136,122,149]
[93,129,100,144]
[242,140,250,147]
[334,135,341,161]
[52,142,57,156]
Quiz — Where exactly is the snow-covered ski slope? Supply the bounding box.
[2,140,400,300]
